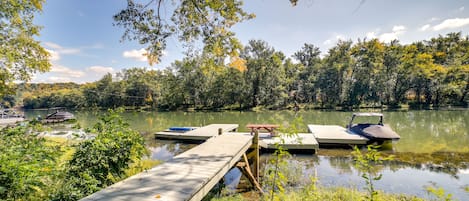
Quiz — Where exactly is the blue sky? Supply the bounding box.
[32,0,469,83]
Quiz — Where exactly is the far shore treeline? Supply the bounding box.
[7,32,469,110]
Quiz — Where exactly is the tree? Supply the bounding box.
[0,0,51,97]
[293,43,322,104]
[113,0,255,65]
[241,40,286,107]
[318,40,352,106]
[350,39,385,106]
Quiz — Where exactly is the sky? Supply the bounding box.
[31,0,469,83]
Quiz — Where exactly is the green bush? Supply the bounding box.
[0,125,61,201]
[50,109,147,200]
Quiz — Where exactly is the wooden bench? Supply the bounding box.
[246,124,279,136]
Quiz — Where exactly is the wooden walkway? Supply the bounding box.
[155,124,238,140]
[307,125,369,145]
[81,133,253,201]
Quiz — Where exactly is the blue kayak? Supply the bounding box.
[169,127,196,132]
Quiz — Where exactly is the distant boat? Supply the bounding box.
[0,108,25,126]
[346,112,400,142]
[42,107,76,123]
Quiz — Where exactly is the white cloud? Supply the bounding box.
[366,31,377,39]
[44,42,62,49]
[378,25,406,43]
[43,41,81,55]
[459,6,465,12]
[392,25,405,32]
[50,65,85,78]
[379,33,399,43]
[420,24,431,31]
[59,48,81,54]
[433,18,469,31]
[323,34,345,45]
[429,17,440,22]
[46,49,60,61]
[32,65,115,83]
[86,66,114,74]
[123,48,148,62]
[323,39,332,45]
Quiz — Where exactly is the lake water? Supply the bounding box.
[25,109,469,200]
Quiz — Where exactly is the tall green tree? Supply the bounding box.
[242,40,286,107]
[0,0,51,97]
[293,43,322,104]
[383,40,402,105]
[318,40,352,106]
[350,39,385,106]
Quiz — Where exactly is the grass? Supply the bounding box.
[210,185,426,201]
[43,136,77,166]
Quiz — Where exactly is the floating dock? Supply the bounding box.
[259,133,319,151]
[81,133,253,201]
[231,132,319,152]
[307,125,369,145]
[155,124,239,140]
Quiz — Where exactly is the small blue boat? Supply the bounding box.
[168,127,197,132]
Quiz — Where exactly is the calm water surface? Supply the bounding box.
[25,109,469,199]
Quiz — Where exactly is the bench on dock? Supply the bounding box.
[246,124,279,136]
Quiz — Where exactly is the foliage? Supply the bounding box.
[425,183,453,201]
[16,33,469,110]
[113,0,255,65]
[211,183,426,201]
[0,0,51,97]
[262,117,303,201]
[50,108,148,200]
[0,124,61,201]
[352,145,394,201]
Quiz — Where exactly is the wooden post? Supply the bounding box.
[218,128,222,135]
[252,129,259,182]
[237,154,264,193]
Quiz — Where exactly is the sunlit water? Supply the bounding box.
[25,109,469,200]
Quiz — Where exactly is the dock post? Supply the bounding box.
[252,129,259,182]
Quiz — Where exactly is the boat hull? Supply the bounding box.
[349,124,400,141]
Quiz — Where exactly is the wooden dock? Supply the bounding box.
[307,125,369,145]
[155,124,239,140]
[81,133,253,201]
[227,132,319,152]
[259,133,319,151]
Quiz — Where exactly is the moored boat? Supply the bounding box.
[347,112,400,141]
[0,108,25,126]
[42,107,76,123]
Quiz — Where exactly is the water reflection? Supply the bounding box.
[293,155,469,200]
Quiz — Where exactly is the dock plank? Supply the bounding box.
[259,133,319,150]
[155,124,238,140]
[81,133,252,201]
[307,125,369,145]
[230,132,318,152]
